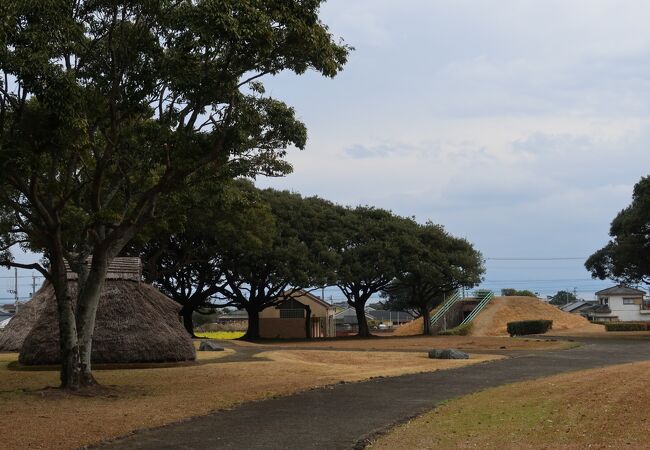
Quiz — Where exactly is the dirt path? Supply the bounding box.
[97,336,650,450]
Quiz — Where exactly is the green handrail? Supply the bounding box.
[429,291,461,327]
[461,290,494,324]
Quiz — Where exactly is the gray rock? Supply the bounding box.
[428,348,469,359]
[199,340,225,351]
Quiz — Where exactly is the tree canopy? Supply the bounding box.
[381,222,484,335]
[548,290,578,306]
[501,288,537,297]
[586,175,650,285]
[0,0,349,389]
[135,184,340,339]
[333,207,420,337]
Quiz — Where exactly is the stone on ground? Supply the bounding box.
[428,348,469,359]
[199,341,225,351]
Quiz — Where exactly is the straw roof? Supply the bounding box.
[16,280,195,365]
[0,284,51,352]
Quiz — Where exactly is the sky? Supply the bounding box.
[3,0,650,302]
[255,0,650,300]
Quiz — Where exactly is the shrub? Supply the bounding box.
[438,323,473,336]
[604,322,650,332]
[501,288,537,297]
[507,320,553,336]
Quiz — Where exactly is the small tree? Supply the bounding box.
[334,208,420,337]
[381,223,484,335]
[548,290,578,306]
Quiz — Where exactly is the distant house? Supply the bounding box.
[334,307,376,332]
[364,308,414,326]
[334,307,414,332]
[585,285,649,322]
[258,290,336,339]
[217,309,249,323]
[560,301,596,315]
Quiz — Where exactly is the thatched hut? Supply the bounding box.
[1,257,195,365]
[0,285,50,352]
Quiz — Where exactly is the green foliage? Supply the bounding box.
[586,175,650,285]
[333,207,420,336]
[604,322,650,332]
[0,1,349,382]
[501,289,537,297]
[548,290,578,306]
[438,323,473,336]
[380,222,484,335]
[474,289,492,298]
[133,182,341,337]
[507,320,553,336]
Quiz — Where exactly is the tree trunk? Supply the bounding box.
[244,308,260,339]
[354,302,371,338]
[75,252,110,386]
[50,246,82,390]
[304,305,311,339]
[179,305,196,338]
[422,307,432,335]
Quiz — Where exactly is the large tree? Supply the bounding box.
[137,186,340,339]
[131,179,275,337]
[586,175,650,285]
[381,222,484,335]
[334,207,418,337]
[0,1,348,389]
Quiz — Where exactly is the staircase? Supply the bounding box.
[461,290,494,325]
[429,291,462,328]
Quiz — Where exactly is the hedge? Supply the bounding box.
[604,322,650,332]
[507,320,553,336]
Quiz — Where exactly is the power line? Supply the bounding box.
[486,257,586,261]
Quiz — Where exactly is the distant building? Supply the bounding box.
[584,285,649,322]
[560,301,596,315]
[259,290,335,339]
[334,307,414,333]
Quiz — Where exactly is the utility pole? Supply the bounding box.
[11,268,18,313]
[32,272,37,296]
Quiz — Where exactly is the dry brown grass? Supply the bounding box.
[230,334,572,351]
[470,296,592,336]
[0,347,499,450]
[371,361,650,450]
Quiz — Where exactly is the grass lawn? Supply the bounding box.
[371,360,650,450]
[229,334,574,351]
[0,344,501,449]
[194,330,245,340]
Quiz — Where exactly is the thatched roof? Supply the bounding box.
[65,257,142,281]
[14,280,195,365]
[0,284,51,352]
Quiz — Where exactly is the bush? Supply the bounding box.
[604,322,650,332]
[501,288,537,297]
[507,320,553,336]
[438,323,473,336]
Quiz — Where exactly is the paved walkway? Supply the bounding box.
[100,337,650,450]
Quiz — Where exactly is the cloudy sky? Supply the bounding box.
[256,0,650,299]
[3,0,649,301]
